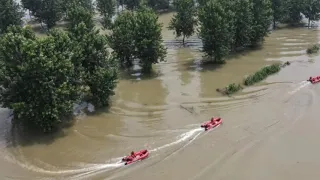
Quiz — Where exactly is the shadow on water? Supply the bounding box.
[2,100,114,148]
[119,69,162,81]
[183,56,225,72]
[3,117,70,148]
[227,46,264,61]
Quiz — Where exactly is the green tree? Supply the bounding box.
[96,0,116,28]
[22,0,64,29]
[0,26,80,132]
[198,0,235,62]
[134,7,166,72]
[0,0,24,34]
[63,0,94,12]
[69,23,118,107]
[21,0,39,14]
[67,5,94,32]
[123,0,141,10]
[197,0,209,7]
[232,0,253,49]
[282,0,304,25]
[302,0,320,28]
[146,0,170,10]
[271,0,284,29]
[250,0,272,46]
[108,10,136,68]
[168,0,197,45]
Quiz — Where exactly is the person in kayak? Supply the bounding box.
[131,151,136,158]
[309,77,313,82]
[124,151,136,162]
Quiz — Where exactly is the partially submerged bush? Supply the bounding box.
[217,83,243,95]
[244,63,281,86]
[306,44,320,54]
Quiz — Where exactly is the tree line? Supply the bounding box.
[0,0,319,133]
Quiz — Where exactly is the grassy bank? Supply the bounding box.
[217,63,282,96]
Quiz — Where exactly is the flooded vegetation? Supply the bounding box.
[244,63,282,86]
[306,44,320,54]
[1,0,320,179]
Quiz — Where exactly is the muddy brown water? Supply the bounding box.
[0,13,320,180]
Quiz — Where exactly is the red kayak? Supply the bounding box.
[122,149,149,165]
[308,76,320,84]
[201,117,222,131]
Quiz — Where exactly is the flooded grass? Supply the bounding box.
[217,63,282,95]
[243,63,282,86]
[306,44,320,54]
[217,83,243,95]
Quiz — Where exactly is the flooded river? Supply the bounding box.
[0,13,320,180]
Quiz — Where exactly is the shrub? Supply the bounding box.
[244,63,281,86]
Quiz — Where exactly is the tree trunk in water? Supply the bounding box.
[308,19,311,28]
[182,35,185,46]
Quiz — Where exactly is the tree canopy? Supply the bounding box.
[108,7,166,72]
[168,0,198,45]
[0,24,118,132]
[0,0,24,34]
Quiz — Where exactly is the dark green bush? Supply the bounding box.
[244,63,281,86]
[306,44,320,54]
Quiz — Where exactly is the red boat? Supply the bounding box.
[122,149,149,165]
[201,117,222,131]
[308,76,320,84]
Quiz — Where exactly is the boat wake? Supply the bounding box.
[11,127,208,178]
[288,80,311,95]
[149,127,203,152]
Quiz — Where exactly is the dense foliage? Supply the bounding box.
[96,0,116,28]
[0,26,79,132]
[108,7,167,72]
[0,0,24,34]
[168,0,197,45]
[146,0,170,11]
[198,0,235,62]
[21,0,64,29]
[0,25,118,132]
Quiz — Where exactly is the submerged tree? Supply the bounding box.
[63,0,94,13]
[250,0,273,46]
[0,26,80,132]
[0,0,24,34]
[302,0,320,28]
[271,0,285,29]
[134,7,167,72]
[21,0,64,29]
[232,0,253,49]
[67,5,94,32]
[146,0,170,11]
[123,0,141,10]
[198,0,235,62]
[168,0,197,45]
[281,0,305,25]
[109,7,166,72]
[108,10,136,68]
[0,24,119,133]
[70,23,118,107]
